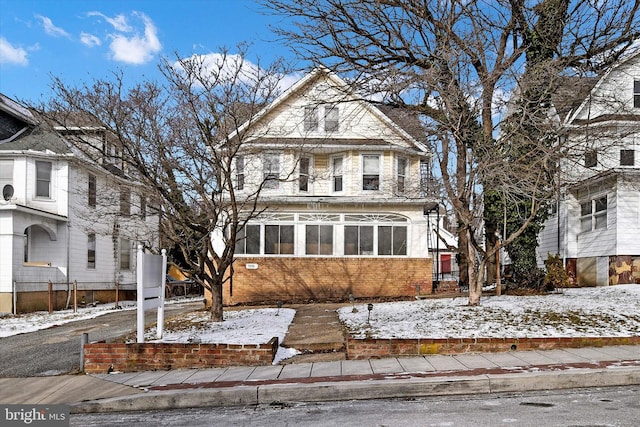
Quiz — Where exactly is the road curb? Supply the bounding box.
[70,366,640,414]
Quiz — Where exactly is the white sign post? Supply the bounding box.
[136,246,167,343]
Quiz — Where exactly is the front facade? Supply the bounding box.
[215,68,445,304]
[0,94,159,313]
[537,53,640,286]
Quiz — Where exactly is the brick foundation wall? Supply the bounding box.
[346,336,640,359]
[83,338,278,374]
[224,257,433,305]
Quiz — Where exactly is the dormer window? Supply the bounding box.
[634,80,640,108]
[35,161,51,198]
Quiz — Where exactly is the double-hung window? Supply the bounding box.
[634,80,640,109]
[397,157,407,193]
[362,154,380,190]
[0,159,13,194]
[304,106,319,131]
[120,187,131,216]
[87,233,96,269]
[236,155,245,190]
[263,154,280,189]
[580,196,607,232]
[584,150,597,168]
[324,106,339,131]
[332,156,343,192]
[35,161,52,198]
[299,157,310,192]
[119,238,131,270]
[88,174,96,208]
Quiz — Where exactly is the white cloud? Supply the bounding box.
[107,12,161,64]
[87,11,132,32]
[0,37,28,66]
[36,15,70,38]
[174,53,299,94]
[80,32,101,47]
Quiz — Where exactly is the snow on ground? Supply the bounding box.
[144,308,299,364]
[2,285,639,364]
[0,300,139,338]
[339,284,640,339]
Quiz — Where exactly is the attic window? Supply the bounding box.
[634,80,640,108]
[304,106,318,131]
[324,106,339,132]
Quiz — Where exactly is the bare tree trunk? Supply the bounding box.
[466,230,483,306]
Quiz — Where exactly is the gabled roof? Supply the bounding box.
[567,50,640,125]
[229,67,430,155]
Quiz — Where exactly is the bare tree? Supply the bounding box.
[34,46,292,320]
[264,0,640,305]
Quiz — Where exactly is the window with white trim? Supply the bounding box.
[120,187,131,216]
[331,156,343,192]
[119,238,131,270]
[580,196,607,232]
[265,224,294,254]
[378,225,407,255]
[87,233,96,269]
[88,174,96,208]
[0,159,13,192]
[304,106,319,131]
[324,105,339,132]
[634,80,640,109]
[235,224,260,254]
[362,154,380,190]
[35,161,51,198]
[299,157,310,192]
[305,224,333,255]
[263,153,280,189]
[236,155,245,190]
[344,225,374,255]
[397,157,407,193]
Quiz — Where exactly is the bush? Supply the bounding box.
[544,253,571,290]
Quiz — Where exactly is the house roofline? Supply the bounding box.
[0,203,68,222]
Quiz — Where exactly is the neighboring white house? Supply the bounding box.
[537,52,640,286]
[211,67,457,305]
[0,94,159,313]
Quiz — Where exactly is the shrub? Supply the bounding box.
[544,253,571,290]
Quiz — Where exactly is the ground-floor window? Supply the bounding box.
[580,196,607,232]
[234,213,409,257]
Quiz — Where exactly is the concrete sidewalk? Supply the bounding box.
[1,345,639,413]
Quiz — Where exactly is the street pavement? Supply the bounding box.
[0,302,639,414]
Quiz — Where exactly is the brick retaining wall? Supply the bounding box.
[346,336,640,359]
[83,338,279,374]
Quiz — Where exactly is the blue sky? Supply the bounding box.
[0,0,298,103]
